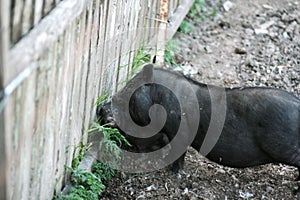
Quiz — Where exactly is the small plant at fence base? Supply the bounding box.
[131,48,151,76]
[55,122,130,199]
[164,39,181,67]
[94,94,108,109]
[59,167,106,200]
[71,141,92,169]
[55,162,115,200]
[89,122,132,169]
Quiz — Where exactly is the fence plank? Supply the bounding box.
[98,0,109,95]
[49,36,71,193]
[87,0,102,120]
[49,34,65,196]
[34,0,44,25]
[22,0,34,35]
[155,0,169,66]
[111,0,123,94]
[43,0,55,16]
[0,0,9,89]
[107,0,118,95]
[135,0,146,50]
[131,0,142,54]
[127,0,140,76]
[0,112,6,200]
[15,70,36,199]
[80,0,94,131]
[144,0,152,46]
[0,0,9,198]
[116,0,131,91]
[10,0,24,45]
[100,0,118,95]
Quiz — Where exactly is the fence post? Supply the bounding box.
[155,0,170,67]
[0,0,9,199]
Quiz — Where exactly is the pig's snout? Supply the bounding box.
[105,116,117,128]
[96,102,117,128]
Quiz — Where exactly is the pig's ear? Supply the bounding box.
[142,63,154,82]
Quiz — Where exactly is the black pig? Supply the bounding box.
[97,64,300,179]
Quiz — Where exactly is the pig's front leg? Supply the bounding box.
[171,151,187,173]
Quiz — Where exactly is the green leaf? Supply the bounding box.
[179,20,195,34]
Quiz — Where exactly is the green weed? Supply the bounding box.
[88,123,131,148]
[94,94,108,107]
[131,48,151,76]
[178,20,195,34]
[71,141,92,169]
[180,0,218,31]
[188,0,206,20]
[88,122,131,168]
[92,162,115,181]
[164,39,181,67]
[55,167,105,200]
[54,122,129,199]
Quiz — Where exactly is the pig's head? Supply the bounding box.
[96,101,117,128]
[96,64,178,155]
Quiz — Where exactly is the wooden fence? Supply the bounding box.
[0,0,194,199]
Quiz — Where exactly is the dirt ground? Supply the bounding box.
[101,0,300,199]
